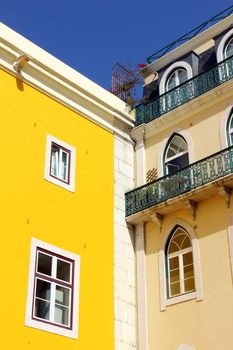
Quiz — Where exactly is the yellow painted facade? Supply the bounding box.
[0,69,114,349]
[127,10,233,350]
[146,199,233,349]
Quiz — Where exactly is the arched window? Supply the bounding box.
[166,226,195,298]
[227,110,233,146]
[164,134,189,175]
[158,219,203,310]
[166,68,188,92]
[224,36,233,59]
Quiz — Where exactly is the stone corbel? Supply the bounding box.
[151,213,163,232]
[218,185,232,208]
[13,54,31,73]
[185,200,197,220]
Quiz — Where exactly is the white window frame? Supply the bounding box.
[25,238,80,339]
[164,134,189,175]
[159,61,193,95]
[167,231,195,297]
[157,128,195,178]
[165,68,188,92]
[44,134,76,192]
[216,28,233,63]
[158,219,203,310]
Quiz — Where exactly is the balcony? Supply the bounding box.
[135,56,233,126]
[125,146,233,219]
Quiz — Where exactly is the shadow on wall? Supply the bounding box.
[16,76,24,91]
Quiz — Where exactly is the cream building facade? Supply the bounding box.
[126,9,233,350]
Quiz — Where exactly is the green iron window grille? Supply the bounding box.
[125,146,233,217]
[135,55,233,126]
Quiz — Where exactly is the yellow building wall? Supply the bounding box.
[146,196,233,350]
[0,69,114,349]
[145,96,233,175]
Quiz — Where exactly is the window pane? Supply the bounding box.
[36,279,51,301]
[54,305,69,326]
[166,152,189,175]
[170,268,180,283]
[167,73,176,91]
[60,151,68,181]
[225,38,233,58]
[35,299,50,320]
[184,277,195,292]
[37,252,52,276]
[169,256,179,269]
[178,69,187,84]
[184,264,194,279]
[170,282,180,296]
[55,286,70,306]
[183,252,193,266]
[57,259,71,282]
[51,145,59,177]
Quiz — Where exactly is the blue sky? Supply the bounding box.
[1,1,233,91]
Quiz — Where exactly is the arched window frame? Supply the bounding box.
[220,104,233,149]
[165,68,188,92]
[216,28,233,63]
[158,219,203,311]
[163,133,189,175]
[159,61,193,95]
[166,227,195,298]
[157,129,195,178]
[226,111,233,146]
[224,36,233,59]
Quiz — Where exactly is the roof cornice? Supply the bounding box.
[141,14,233,77]
[0,22,134,132]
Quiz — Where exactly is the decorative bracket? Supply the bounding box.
[151,213,163,232]
[13,54,31,73]
[218,185,232,208]
[185,200,197,220]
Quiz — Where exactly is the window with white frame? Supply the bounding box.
[44,135,76,192]
[224,36,233,59]
[50,143,70,183]
[164,134,189,175]
[158,219,203,310]
[25,238,80,338]
[227,110,233,146]
[166,68,188,92]
[166,227,195,298]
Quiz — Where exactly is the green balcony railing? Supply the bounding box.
[125,146,233,217]
[146,6,233,63]
[136,55,233,126]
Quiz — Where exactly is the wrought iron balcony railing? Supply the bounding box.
[125,146,233,217]
[146,6,233,63]
[136,55,233,126]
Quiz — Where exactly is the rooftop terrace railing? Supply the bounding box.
[135,55,233,126]
[125,146,233,217]
[146,6,233,64]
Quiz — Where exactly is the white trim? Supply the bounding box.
[135,223,148,350]
[220,102,233,148]
[158,218,203,310]
[135,134,146,187]
[216,28,233,63]
[159,61,193,95]
[25,238,80,339]
[140,14,233,77]
[44,134,76,192]
[157,129,195,177]
[227,212,233,280]
[0,22,134,134]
